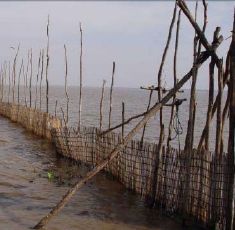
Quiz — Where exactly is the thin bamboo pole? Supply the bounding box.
[17,59,24,105]
[78,22,83,128]
[7,61,10,103]
[108,61,115,129]
[46,15,50,113]
[99,79,106,130]
[122,102,125,140]
[64,44,69,124]
[24,50,30,107]
[29,49,33,108]
[151,2,177,207]
[167,10,181,148]
[39,49,44,110]
[12,45,20,104]
[35,50,41,109]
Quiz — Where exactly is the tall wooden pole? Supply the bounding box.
[99,79,106,130]
[64,44,69,124]
[108,62,115,129]
[46,15,50,113]
[78,22,83,128]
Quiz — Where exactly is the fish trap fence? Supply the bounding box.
[51,126,232,229]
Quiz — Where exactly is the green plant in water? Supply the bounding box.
[47,171,54,180]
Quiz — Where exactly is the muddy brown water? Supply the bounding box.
[0,116,200,230]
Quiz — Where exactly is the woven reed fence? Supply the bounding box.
[51,126,231,229]
[0,101,231,229]
[0,102,61,139]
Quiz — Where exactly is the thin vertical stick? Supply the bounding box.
[108,61,115,129]
[8,61,11,103]
[24,50,30,107]
[167,10,181,148]
[55,100,58,117]
[35,50,41,109]
[39,49,44,110]
[99,79,106,130]
[78,22,83,128]
[17,59,24,105]
[29,49,33,108]
[12,44,20,104]
[64,44,69,124]
[151,3,177,207]
[122,102,125,140]
[46,15,50,113]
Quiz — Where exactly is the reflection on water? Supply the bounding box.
[0,116,197,230]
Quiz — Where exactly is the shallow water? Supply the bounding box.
[0,116,196,230]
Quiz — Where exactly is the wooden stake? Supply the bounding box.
[122,101,125,140]
[12,44,20,104]
[108,61,115,129]
[29,49,33,108]
[39,49,44,110]
[99,79,106,130]
[78,22,83,128]
[35,50,41,109]
[64,44,69,123]
[8,61,11,103]
[17,59,24,105]
[46,15,50,113]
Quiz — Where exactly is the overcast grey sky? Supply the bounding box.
[0,1,234,89]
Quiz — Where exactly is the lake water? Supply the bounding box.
[9,86,228,151]
[0,116,197,230]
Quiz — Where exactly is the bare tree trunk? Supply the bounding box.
[108,61,115,129]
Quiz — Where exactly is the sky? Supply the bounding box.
[0,1,234,89]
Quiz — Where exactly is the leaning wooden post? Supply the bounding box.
[140,89,153,146]
[33,59,203,229]
[227,9,235,230]
[45,15,50,113]
[108,61,115,129]
[99,79,106,130]
[64,44,69,123]
[78,22,83,129]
